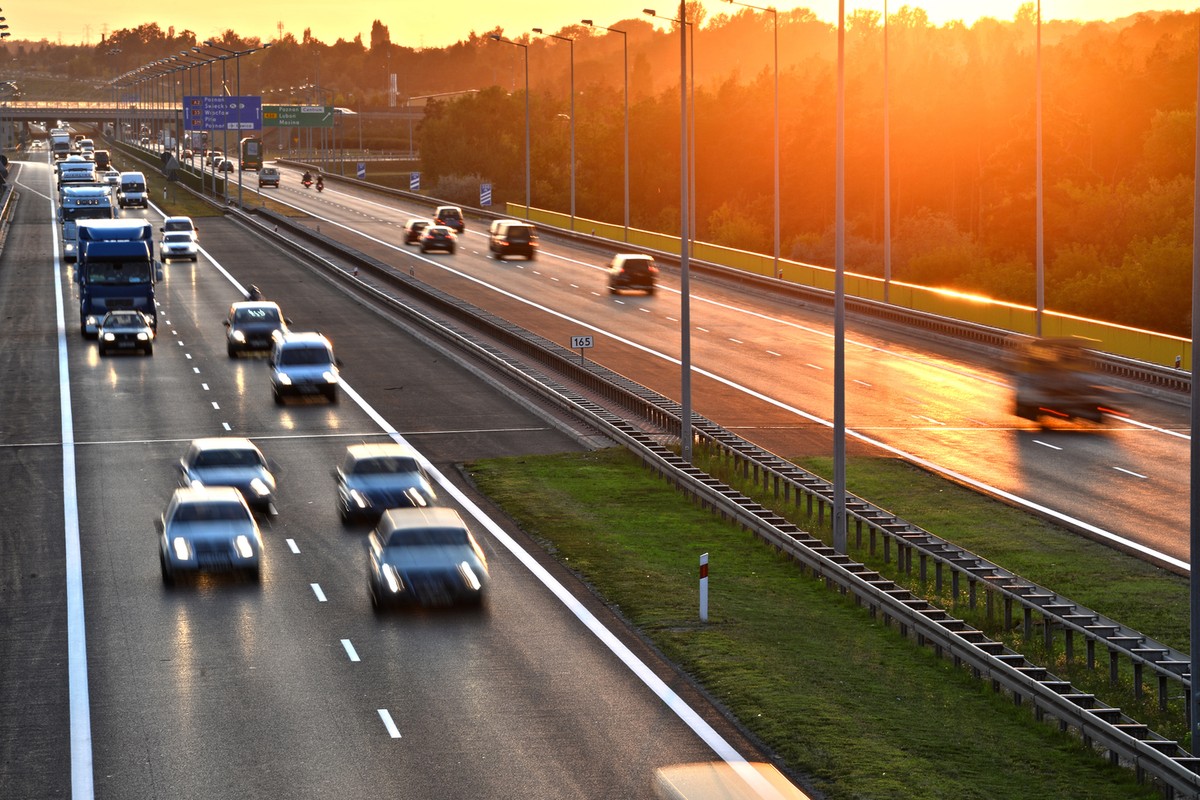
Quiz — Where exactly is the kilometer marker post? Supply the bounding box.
[699,552,709,622]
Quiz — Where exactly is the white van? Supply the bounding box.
[116,171,148,209]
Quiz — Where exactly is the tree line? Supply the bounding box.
[8,4,1199,334]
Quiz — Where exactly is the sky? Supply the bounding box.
[10,1,1200,48]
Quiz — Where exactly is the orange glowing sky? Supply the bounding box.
[11,1,1198,48]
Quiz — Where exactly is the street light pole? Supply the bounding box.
[200,41,271,209]
[532,28,575,231]
[582,19,629,241]
[489,34,531,220]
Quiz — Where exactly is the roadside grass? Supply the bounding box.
[696,452,1191,743]
[466,448,1162,800]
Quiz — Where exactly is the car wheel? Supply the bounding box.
[227,343,237,358]
[528,252,537,261]
[273,388,284,406]
[325,387,339,404]
[448,246,456,255]
[245,566,261,583]
[98,343,108,356]
[144,344,154,356]
[160,555,175,586]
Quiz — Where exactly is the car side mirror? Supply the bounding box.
[223,320,230,327]
[156,266,164,282]
[335,358,344,368]
[284,318,293,325]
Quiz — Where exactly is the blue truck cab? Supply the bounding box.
[76,219,162,337]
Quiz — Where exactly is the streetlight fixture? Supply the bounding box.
[582,19,630,241]
[646,7,695,260]
[532,28,575,231]
[724,0,779,279]
[489,33,531,220]
[644,4,694,462]
[200,40,272,209]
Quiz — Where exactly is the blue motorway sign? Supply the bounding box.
[183,96,262,131]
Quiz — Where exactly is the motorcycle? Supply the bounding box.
[316,179,324,193]
[302,178,313,189]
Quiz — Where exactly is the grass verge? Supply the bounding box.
[466,448,1164,800]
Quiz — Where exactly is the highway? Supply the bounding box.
[0,155,781,799]
[251,163,1191,569]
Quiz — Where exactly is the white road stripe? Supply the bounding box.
[286,538,300,554]
[378,709,402,738]
[311,583,327,602]
[1034,440,1063,450]
[341,639,360,662]
[1114,466,1148,479]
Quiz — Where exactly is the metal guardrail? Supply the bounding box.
[231,205,1200,797]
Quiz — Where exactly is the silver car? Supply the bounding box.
[335,442,436,524]
[269,331,340,404]
[179,437,276,514]
[97,310,154,356]
[159,231,198,262]
[159,486,263,584]
[367,507,489,610]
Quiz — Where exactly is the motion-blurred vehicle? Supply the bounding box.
[434,205,465,233]
[366,507,488,610]
[159,231,198,262]
[607,254,658,295]
[162,216,197,237]
[334,442,437,524]
[96,310,154,356]
[269,331,340,404]
[1010,336,1127,423]
[101,168,121,187]
[403,218,431,245]
[179,437,276,514]
[488,219,537,261]
[158,486,263,584]
[225,300,289,356]
[419,225,457,254]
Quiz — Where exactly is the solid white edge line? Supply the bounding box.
[334,381,789,798]
[39,160,95,797]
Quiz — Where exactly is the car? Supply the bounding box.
[159,231,198,262]
[116,171,148,208]
[101,168,121,187]
[366,507,489,610]
[334,442,437,524]
[607,253,659,295]
[403,218,432,245]
[419,225,457,254]
[158,486,263,584]
[225,300,289,356]
[258,166,280,188]
[207,150,224,166]
[215,158,235,173]
[96,310,154,356]
[269,331,340,404]
[488,219,538,261]
[179,437,276,514]
[162,216,197,237]
[434,205,465,233]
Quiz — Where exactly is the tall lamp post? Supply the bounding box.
[200,40,272,209]
[644,4,694,462]
[646,8,695,259]
[489,34,531,220]
[532,28,575,231]
[582,19,629,241]
[724,0,778,279]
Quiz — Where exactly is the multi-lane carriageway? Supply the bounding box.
[0,156,809,800]
[3,146,1191,799]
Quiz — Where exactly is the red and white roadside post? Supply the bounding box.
[699,552,709,622]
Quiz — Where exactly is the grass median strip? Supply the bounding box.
[465,448,1160,800]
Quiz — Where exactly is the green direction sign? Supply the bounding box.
[262,105,334,128]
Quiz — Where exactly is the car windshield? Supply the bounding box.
[164,233,192,243]
[102,313,141,327]
[279,346,331,366]
[192,449,262,468]
[164,221,192,231]
[84,261,152,285]
[171,502,249,523]
[122,182,146,192]
[352,456,419,475]
[384,527,469,548]
[234,307,280,324]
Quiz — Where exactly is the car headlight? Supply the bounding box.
[404,487,428,508]
[136,332,149,341]
[65,243,75,253]
[249,478,270,497]
[383,564,404,594]
[322,371,339,384]
[457,562,483,591]
[171,536,191,560]
[102,332,115,342]
[231,330,246,343]
[85,315,97,326]
[350,489,370,509]
[233,534,255,559]
[277,373,292,385]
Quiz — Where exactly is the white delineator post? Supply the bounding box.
[699,553,709,622]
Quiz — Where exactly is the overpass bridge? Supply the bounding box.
[0,100,423,129]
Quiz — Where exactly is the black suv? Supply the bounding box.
[607,254,658,295]
[489,219,538,260]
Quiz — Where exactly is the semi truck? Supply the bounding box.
[59,185,116,262]
[50,128,72,160]
[75,219,161,337]
[1010,337,1127,423]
